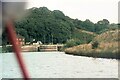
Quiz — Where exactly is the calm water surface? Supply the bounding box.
[0,52,118,78]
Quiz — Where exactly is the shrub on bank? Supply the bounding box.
[64,39,85,48]
[2,46,13,53]
[92,41,99,49]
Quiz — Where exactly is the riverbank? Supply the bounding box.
[2,44,64,52]
[65,42,119,59]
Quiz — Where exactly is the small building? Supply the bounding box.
[32,41,43,45]
[16,35,25,46]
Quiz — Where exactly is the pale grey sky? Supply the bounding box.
[27,0,119,23]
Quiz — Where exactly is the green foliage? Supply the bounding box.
[2,7,118,46]
[0,47,2,53]
[2,46,13,53]
[65,39,77,48]
[2,29,9,46]
[64,39,84,48]
[94,19,110,34]
[14,7,74,44]
[73,19,95,32]
[64,39,77,48]
[91,41,99,49]
[72,19,116,34]
[72,29,95,43]
[64,28,96,48]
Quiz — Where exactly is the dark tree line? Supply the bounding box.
[2,7,118,45]
[73,18,118,33]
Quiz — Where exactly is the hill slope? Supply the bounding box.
[72,28,96,43]
[65,29,120,59]
[91,29,119,43]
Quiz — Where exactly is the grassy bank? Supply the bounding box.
[65,42,119,59]
[65,29,120,59]
[65,50,119,59]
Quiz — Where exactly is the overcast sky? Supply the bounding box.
[27,0,119,23]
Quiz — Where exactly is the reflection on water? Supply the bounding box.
[1,52,118,78]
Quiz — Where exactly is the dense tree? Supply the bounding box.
[81,19,95,32]
[94,19,110,33]
[2,7,117,45]
[13,7,74,44]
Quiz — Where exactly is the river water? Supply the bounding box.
[0,52,118,78]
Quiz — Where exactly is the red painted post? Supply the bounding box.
[6,20,30,80]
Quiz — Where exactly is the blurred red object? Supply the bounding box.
[6,20,30,80]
